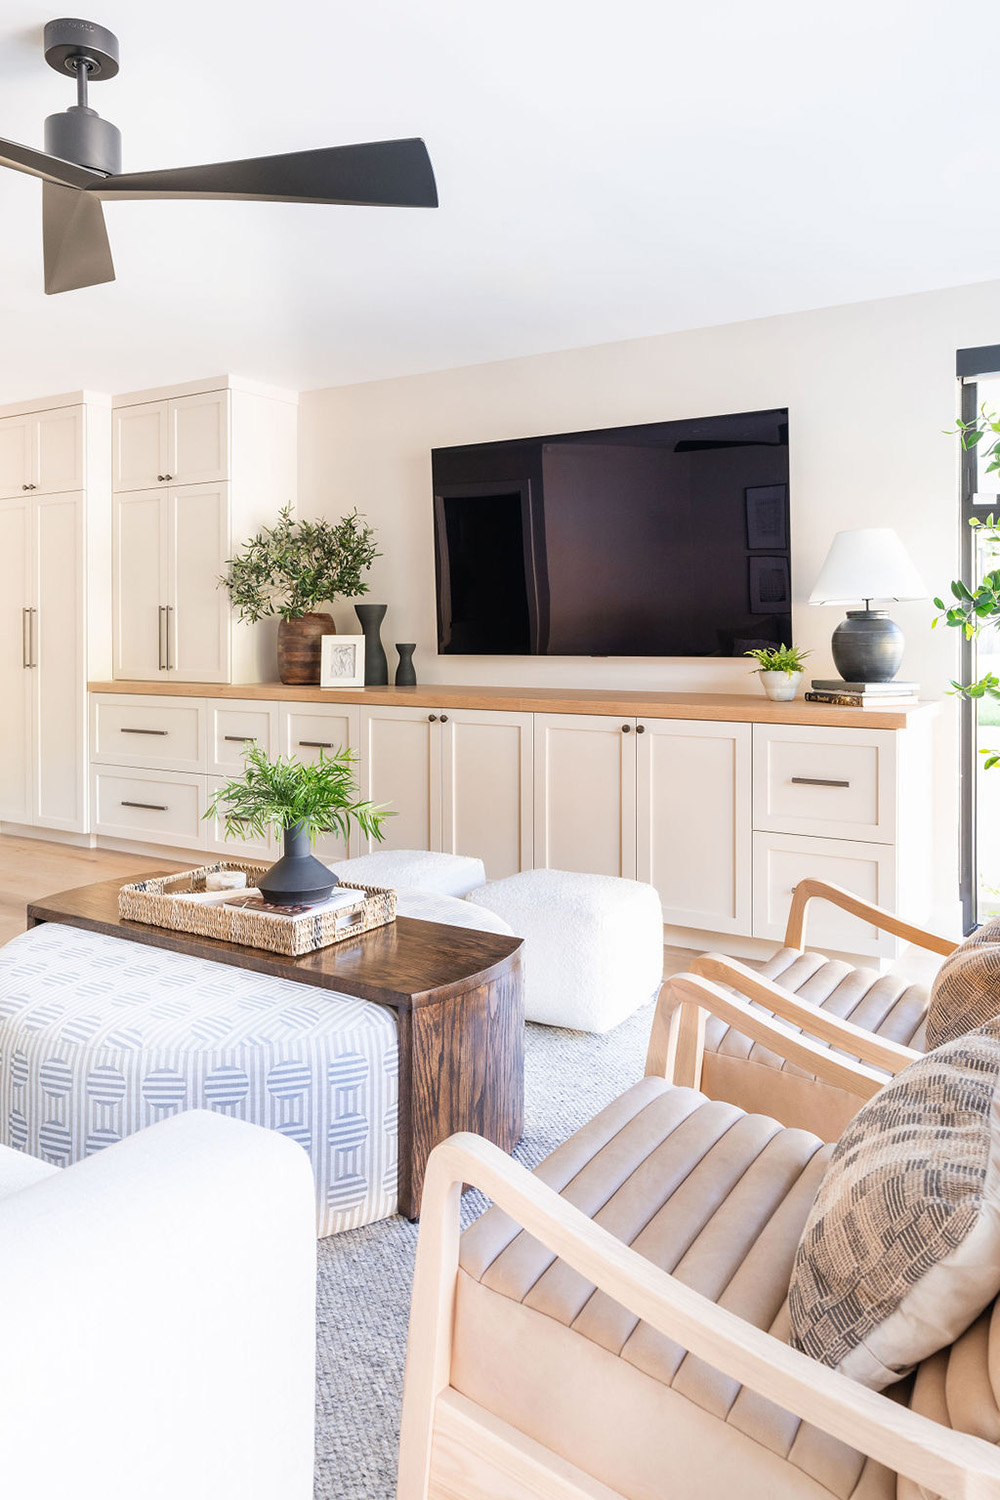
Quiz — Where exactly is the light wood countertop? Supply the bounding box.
[89,681,941,730]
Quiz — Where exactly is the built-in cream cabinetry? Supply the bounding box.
[112,377,297,686]
[87,689,934,959]
[0,394,111,835]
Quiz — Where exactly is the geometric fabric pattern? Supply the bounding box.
[0,922,399,1236]
[926,914,1000,1049]
[789,1021,1000,1389]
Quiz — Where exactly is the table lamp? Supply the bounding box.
[808,527,927,683]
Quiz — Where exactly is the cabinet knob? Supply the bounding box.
[163,473,173,481]
[621,723,631,733]
[428,714,438,722]
[439,714,449,723]
[636,723,645,734]
[22,483,29,491]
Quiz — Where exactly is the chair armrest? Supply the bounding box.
[402,1132,1000,1500]
[689,953,922,1074]
[0,1111,317,1500]
[785,878,958,956]
[656,972,889,1100]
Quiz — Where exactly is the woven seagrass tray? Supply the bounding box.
[118,862,396,958]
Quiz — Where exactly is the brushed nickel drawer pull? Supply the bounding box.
[121,800,167,811]
[298,740,334,749]
[121,727,168,735]
[224,734,255,742]
[790,776,851,788]
[158,606,167,671]
[22,607,30,669]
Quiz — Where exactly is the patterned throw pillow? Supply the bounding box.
[926,917,1000,1049]
[788,1022,1000,1389]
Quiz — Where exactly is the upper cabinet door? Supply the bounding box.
[169,391,229,485]
[0,496,33,821]
[166,483,231,682]
[34,407,83,494]
[114,401,170,491]
[0,415,36,499]
[114,490,167,680]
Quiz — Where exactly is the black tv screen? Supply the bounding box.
[432,408,790,657]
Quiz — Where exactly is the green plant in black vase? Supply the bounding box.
[206,742,391,905]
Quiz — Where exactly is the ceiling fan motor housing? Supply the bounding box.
[43,17,121,175]
[44,104,120,175]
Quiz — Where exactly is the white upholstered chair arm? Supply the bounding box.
[0,1111,317,1500]
[398,1133,1000,1500]
[784,878,958,955]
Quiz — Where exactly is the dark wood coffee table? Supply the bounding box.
[26,877,524,1219]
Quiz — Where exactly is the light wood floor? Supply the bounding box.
[0,835,186,948]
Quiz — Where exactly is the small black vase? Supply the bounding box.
[354,603,388,685]
[258,823,338,907]
[395,643,417,686]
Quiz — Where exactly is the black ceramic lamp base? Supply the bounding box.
[831,609,904,683]
[258,825,338,907]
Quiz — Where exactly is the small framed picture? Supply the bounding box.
[748,555,791,613]
[745,485,788,550]
[320,635,366,689]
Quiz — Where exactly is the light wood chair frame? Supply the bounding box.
[397,977,1000,1500]
[646,878,959,1091]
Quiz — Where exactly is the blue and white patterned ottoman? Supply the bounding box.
[0,922,398,1236]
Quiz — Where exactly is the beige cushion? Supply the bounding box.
[697,948,930,1141]
[455,1078,898,1500]
[789,1024,1000,1391]
[926,918,1000,1049]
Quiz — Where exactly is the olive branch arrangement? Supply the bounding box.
[221,505,380,624]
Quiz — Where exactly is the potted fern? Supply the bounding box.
[221,505,380,685]
[744,643,811,701]
[206,743,390,906]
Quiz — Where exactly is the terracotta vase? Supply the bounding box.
[276,613,336,686]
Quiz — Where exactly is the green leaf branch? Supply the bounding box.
[743,643,811,677]
[205,742,392,846]
[221,504,380,623]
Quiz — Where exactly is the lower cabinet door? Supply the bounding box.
[358,706,440,856]
[752,831,897,958]
[533,713,637,877]
[637,719,751,933]
[91,765,207,850]
[440,709,533,879]
[279,705,360,861]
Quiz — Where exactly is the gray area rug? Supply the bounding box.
[313,1001,655,1499]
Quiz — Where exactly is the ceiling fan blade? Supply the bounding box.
[89,138,438,208]
[42,182,115,294]
[0,135,104,189]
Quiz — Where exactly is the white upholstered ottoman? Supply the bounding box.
[0,888,510,1236]
[466,869,664,1032]
[327,849,486,898]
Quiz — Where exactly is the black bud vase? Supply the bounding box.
[258,823,338,907]
[395,643,417,686]
[354,603,388,685]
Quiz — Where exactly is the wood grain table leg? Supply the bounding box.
[398,954,524,1219]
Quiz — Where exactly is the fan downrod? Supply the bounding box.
[42,18,121,175]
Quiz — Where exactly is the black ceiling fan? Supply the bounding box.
[0,17,438,295]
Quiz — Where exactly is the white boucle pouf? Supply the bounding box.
[327,849,486,898]
[466,869,664,1033]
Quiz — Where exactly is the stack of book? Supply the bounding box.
[804,680,920,708]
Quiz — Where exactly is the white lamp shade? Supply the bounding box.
[808,527,927,606]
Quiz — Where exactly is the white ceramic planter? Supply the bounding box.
[758,669,803,702]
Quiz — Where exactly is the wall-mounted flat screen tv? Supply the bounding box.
[432,407,790,657]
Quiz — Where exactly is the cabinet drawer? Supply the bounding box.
[208,702,276,774]
[752,724,895,842]
[205,774,274,860]
[92,766,206,849]
[91,695,204,771]
[281,706,358,764]
[752,831,897,958]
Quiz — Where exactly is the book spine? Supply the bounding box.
[804,691,916,706]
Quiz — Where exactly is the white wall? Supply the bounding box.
[299,278,1000,923]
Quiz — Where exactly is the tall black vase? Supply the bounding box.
[258,823,338,907]
[354,603,388,685]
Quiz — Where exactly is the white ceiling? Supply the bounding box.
[0,0,998,402]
